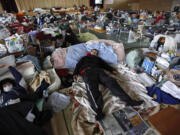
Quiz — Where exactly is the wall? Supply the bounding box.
[104,0,139,10]
[0,1,3,13]
[15,0,90,12]
[139,0,172,11]
[104,0,172,11]
[12,0,175,12]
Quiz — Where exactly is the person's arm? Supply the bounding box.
[73,59,83,76]
[73,59,84,80]
[98,57,115,72]
[8,66,27,89]
[20,79,49,102]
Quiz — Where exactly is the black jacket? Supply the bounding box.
[73,55,114,75]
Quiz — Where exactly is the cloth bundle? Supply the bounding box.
[29,71,51,92]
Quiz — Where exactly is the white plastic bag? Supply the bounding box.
[150,34,177,52]
[128,30,137,43]
[0,28,10,40]
[5,34,24,53]
[126,49,144,68]
[175,34,180,43]
[0,44,7,56]
[43,56,53,70]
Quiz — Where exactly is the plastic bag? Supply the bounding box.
[0,28,10,40]
[47,92,70,113]
[126,49,144,68]
[43,56,53,70]
[128,30,137,43]
[175,34,180,43]
[0,44,7,56]
[5,34,24,53]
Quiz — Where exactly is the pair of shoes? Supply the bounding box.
[96,113,105,121]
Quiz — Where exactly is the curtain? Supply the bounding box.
[1,0,18,13]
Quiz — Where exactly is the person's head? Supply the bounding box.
[90,49,98,56]
[0,78,15,93]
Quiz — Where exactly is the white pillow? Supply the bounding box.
[0,61,35,83]
[46,68,61,93]
[0,55,16,75]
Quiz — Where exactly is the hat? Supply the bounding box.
[0,78,16,92]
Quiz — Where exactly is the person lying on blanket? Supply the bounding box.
[0,64,51,135]
[0,64,49,107]
[73,49,143,121]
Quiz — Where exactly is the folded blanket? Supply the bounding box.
[65,43,87,68]
[52,48,68,69]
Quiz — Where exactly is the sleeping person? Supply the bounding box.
[0,64,50,135]
[73,49,143,121]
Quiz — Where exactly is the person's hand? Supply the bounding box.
[0,63,10,68]
[73,75,78,80]
[112,70,118,75]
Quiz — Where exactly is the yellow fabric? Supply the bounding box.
[29,71,51,92]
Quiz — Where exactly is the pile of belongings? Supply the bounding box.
[126,34,180,105]
[0,53,70,135]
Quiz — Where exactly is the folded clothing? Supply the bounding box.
[161,81,180,100]
[16,55,41,71]
[156,57,169,69]
[146,85,180,105]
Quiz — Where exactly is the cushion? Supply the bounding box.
[0,55,16,75]
[52,48,68,69]
[0,61,35,83]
